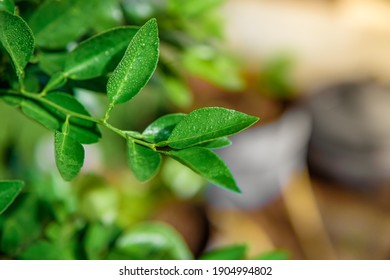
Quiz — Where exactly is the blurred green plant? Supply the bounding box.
[200,244,289,260]
[259,54,295,99]
[0,3,258,191]
[0,181,23,215]
[0,173,190,259]
[0,172,285,260]
[0,0,259,260]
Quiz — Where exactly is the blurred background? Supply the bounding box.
[205,0,390,260]
[1,0,389,260]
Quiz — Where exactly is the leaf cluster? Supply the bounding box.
[0,0,266,261]
[0,1,259,195]
[0,175,286,260]
[0,180,23,215]
[0,0,243,108]
[0,175,192,259]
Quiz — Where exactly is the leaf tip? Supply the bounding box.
[232,185,242,194]
[148,17,158,25]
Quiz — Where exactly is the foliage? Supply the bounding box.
[0,173,284,260]
[0,173,191,259]
[259,54,295,98]
[0,4,258,191]
[0,181,23,215]
[0,0,259,259]
[200,244,289,260]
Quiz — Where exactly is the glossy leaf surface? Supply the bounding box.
[167,107,258,149]
[107,18,159,105]
[142,113,185,143]
[64,26,139,80]
[0,180,23,215]
[168,147,240,193]
[54,131,85,181]
[127,141,161,182]
[0,11,34,79]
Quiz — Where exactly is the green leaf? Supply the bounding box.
[127,140,161,182]
[183,46,245,91]
[260,54,294,98]
[161,75,192,108]
[43,72,67,93]
[0,0,15,13]
[43,92,101,143]
[168,0,223,17]
[167,147,240,193]
[112,222,192,260]
[19,96,100,144]
[0,196,42,254]
[198,137,232,149]
[37,51,67,75]
[54,131,85,181]
[0,11,34,80]
[200,244,247,260]
[84,222,120,260]
[28,0,97,49]
[1,95,23,106]
[68,125,101,145]
[107,18,159,105]
[142,113,185,143]
[167,107,259,149]
[68,76,109,93]
[64,26,138,80]
[44,92,97,128]
[122,0,159,24]
[161,158,205,199]
[20,99,60,130]
[254,250,289,260]
[0,180,23,215]
[23,68,41,92]
[91,0,123,32]
[20,240,74,260]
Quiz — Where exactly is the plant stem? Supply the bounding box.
[0,89,20,95]
[103,103,114,123]
[0,89,157,150]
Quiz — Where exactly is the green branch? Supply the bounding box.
[0,89,156,150]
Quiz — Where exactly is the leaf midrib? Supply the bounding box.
[112,47,142,104]
[168,118,256,147]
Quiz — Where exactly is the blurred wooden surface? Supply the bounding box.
[206,171,390,259]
